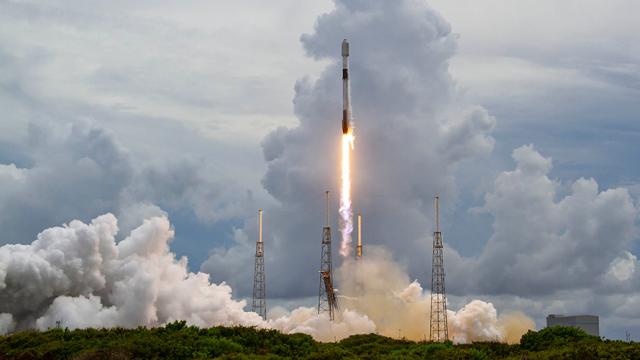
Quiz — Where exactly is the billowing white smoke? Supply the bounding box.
[450,300,535,344]
[0,214,263,331]
[0,214,532,343]
[268,307,375,342]
[0,214,373,339]
[0,313,13,335]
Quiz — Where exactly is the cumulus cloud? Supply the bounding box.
[0,122,132,245]
[0,121,254,249]
[204,0,495,300]
[448,145,639,296]
[200,228,255,296]
[606,251,637,282]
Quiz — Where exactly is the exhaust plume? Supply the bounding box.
[268,307,375,342]
[0,214,373,340]
[339,132,355,257]
[338,247,535,343]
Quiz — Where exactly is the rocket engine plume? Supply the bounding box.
[340,131,354,257]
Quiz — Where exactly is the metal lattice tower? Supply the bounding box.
[430,196,448,342]
[318,191,338,320]
[252,209,266,320]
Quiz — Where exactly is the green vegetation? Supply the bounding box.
[0,323,638,359]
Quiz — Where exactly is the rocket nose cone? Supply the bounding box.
[342,39,349,57]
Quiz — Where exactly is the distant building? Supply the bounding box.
[546,315,599,337]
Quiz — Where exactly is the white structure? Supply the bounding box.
[546,315,599,337]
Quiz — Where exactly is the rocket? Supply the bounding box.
[341,39,350,134]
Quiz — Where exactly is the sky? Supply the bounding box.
[0,0,639,340]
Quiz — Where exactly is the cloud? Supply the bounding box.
[203,0,495,300]
[0,120,255,249]
[0,0,322,263]
[200,228,254,295]
[0,0,332,143]
[431,0,640,205]
[0,122,133,245]
[606,251,637,282]
[447,145,639,296]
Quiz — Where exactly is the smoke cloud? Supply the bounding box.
[268,308,375,342]
[0,314,13,335]
[0,214,263,331]
[338,247,534,343]
[0,213,533,343]
[0,213,373,340]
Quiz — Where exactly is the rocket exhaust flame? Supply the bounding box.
[340,131,354,257]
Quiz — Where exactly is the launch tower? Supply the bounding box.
[429,196,448,341]
[252,209,266,320]
[318,191,338,320]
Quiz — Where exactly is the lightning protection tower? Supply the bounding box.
[430,196,448,342]
[252,209,266,320]
[318,191,338,320]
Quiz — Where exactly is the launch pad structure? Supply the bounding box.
[430,196,448,342]
[252,209,266,320]
[318,191,338,320]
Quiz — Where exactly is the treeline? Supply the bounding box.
[0,322,638,359]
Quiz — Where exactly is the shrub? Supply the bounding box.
[520,326,599,351]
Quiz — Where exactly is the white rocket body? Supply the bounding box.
[341,39,350,134]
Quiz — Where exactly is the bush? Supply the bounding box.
[520,326,599,351]
[2,324,638,359]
